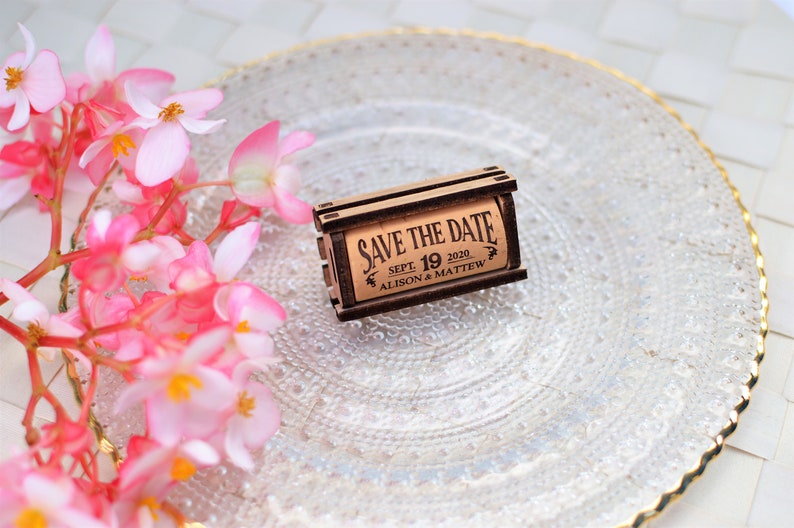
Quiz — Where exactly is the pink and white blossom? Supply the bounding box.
[0,22,307,524]
[62,290,136,353]
[218,381,280,471]
[68,25,174,131]
[118,436,218,493]
[113,436,217,527]
[214,281,285,375]
[78,121,142,184]
[0,278,83,360]
[0,137,48,210]
[168,222,260,322]
[126,83,225,186]
[0,155,32,209]
[0,24,66,131]
[112,156,196,235]
[71,210,159,292]
[228,120,314,223]
[115,326,237,445]
[0,469,111,528]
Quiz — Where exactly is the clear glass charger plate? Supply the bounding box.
[89,30,767,527]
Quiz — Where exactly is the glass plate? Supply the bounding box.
[90,30,766,527]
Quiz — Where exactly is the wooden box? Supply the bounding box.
[313,166,527,321]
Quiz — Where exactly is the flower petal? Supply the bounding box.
[228,121,279,173]
[6,90,30,131]
[272,164,301,194]
[183,326,233,365]
[162,88,223,117]
[134,122,189,186]
[0,278,34,305]
[192,367,236,409]
[112,179,145,204]
[229,165,275,208]
[233,332,274,359]
[88,209,112,241]
[23,50,66,112]
[116,68,174,103]
[0,53,25,108]
[125,81,161,120]
[85,25,115,82]
[232,285,286,332]
[182,439,220,466]
[12,299,49,324]
[105,213,141,246]
[23,473,71,509]
[17,23,36,69]
[278,130,314,159]
[115,379,157,414]
[212,222,260,281]
[53,508,111,528]
[244,384,280,445]
[122,242,160,272]
[46,315,82,338]
[78,134,110,168]
[224,425,254,471]
[146,397,185,446]
[178,115,225,135]
[272,185,313,224]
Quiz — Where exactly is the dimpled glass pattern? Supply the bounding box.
[85,32,764,527]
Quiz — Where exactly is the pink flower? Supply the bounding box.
[84,26,174,102]
[119,436,218,490]
[0,278,83,360]
[112,157,198,234]
[115,436,217,527]
[0,138,48,211]
[78,121,143,184]
[135,235,187,291]
[168,222,260,322]
[214,282,285,374]
[71,210,159,292]
[63,290,136,352]
[0,150,36,210]
[228,120,314,223]
[208,221,261,282]
[0,24,66,131]
[219,381,280,471]
[68,25,174,133]
[116,326,237,445]
[0,469,110,528]
[37,419,94,457]
[126,83,225,186]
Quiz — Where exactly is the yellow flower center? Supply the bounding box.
[236,320,251,333]
[174,331,191,341]
[158,102,184,122]
[170,456,197,481]
[166,373,202,402]
[237,390,256,418]
[4,66,23,91]
[111,133,136,158]
[26,322,47,346]
[138,496,160,521]
[15,508,47,528]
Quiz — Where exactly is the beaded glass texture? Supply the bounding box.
[85,31,766,527]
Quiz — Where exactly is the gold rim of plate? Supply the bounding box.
[65,27,769,528]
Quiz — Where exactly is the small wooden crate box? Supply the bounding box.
[313,166,527,321]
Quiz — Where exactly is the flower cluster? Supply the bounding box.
[0,24,314,526]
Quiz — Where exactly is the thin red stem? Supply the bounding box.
[179,179,231,192]
[0,316,26,344]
